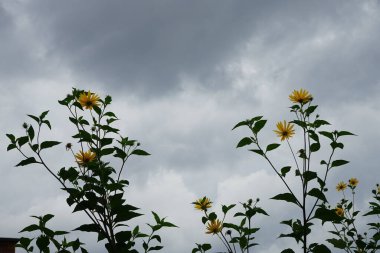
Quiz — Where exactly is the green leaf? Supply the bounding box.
[310,143,320,152]
[201,244,211,251]
[18,237,32,248]
[326,238,346,249]
[249,149,264,156]
[208,212,217,220]
[6,134,16,142]
[42,120,51,129]
[42,214,54,223]
[232,120,250,130]
[305,105,318,116]
[27,126,35,141]
[39,111,49,120]
[17,136,29,147]
[151,235,161,243]
[104,95,112,105]
[93,106,102,115]
[16,157,38,166]
[236,137,253,148]
[271,193,299,206]
[314,207,343,224]
[311,244,331,253]
[149,246,164,251]
[27,114,40,123]
[281,166,291,177]
[253,120,267,133]
[40,141,61,150]
[115,231,132,243]
[308,188,327,202]
[330,141,344,149]
[303,171,317,182]
[36,236,49,251]
[281,249,295,253]
[292,120,307,128]
[337,131,356,137]
[313,120,330,128]
[101,148,114,156]
[20,224,40,232]
[266,143,280,152]
[7,143,16,151]
[319,131,334,141]
[331,160,349,168]
[222,204,235,214]
[74,224,99,233]
[152,211,161,223]
[104,111,117,118]
[131,149,150,156]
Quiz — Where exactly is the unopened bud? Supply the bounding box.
[22,122,28,129]
[65,143,72,151]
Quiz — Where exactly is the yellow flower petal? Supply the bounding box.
[78,90,100,110]
[274,120,295,141]
[289,89,313,104]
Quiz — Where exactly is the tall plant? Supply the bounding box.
[7,88,176,253]
[233,89,354,253]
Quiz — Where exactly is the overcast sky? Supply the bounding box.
[1,1,380,252]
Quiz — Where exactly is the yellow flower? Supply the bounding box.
[193,197,212,211]
[78,90,100,110]
[289,89,313,104]
[75,150,96,165]
[335,207,344,217]
[336,181,347,192]
[348,178,359,187]
[274,121,295,141]
[377,185,380,194]
[206,219,222,234]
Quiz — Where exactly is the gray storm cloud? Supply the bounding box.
[1,1,380,253]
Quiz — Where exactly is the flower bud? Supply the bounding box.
[65,143,72,151]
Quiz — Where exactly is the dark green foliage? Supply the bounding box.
[8,88,175,253]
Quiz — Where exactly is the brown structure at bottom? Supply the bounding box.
[0,238,19,253]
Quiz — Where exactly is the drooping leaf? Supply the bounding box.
[271,193,299,206]
[308,188,327,202]
[16,157,38,166]
[319,131,334,141]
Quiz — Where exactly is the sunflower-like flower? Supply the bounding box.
[193,197,212,211]
[274,121,295,141]
[78,90,100,110]
[206,219,222,234]
[348,178,359,187]
[336,181,347,192]
[335,207,344,217]
[75,150,96,165]
[289,89,313,104]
